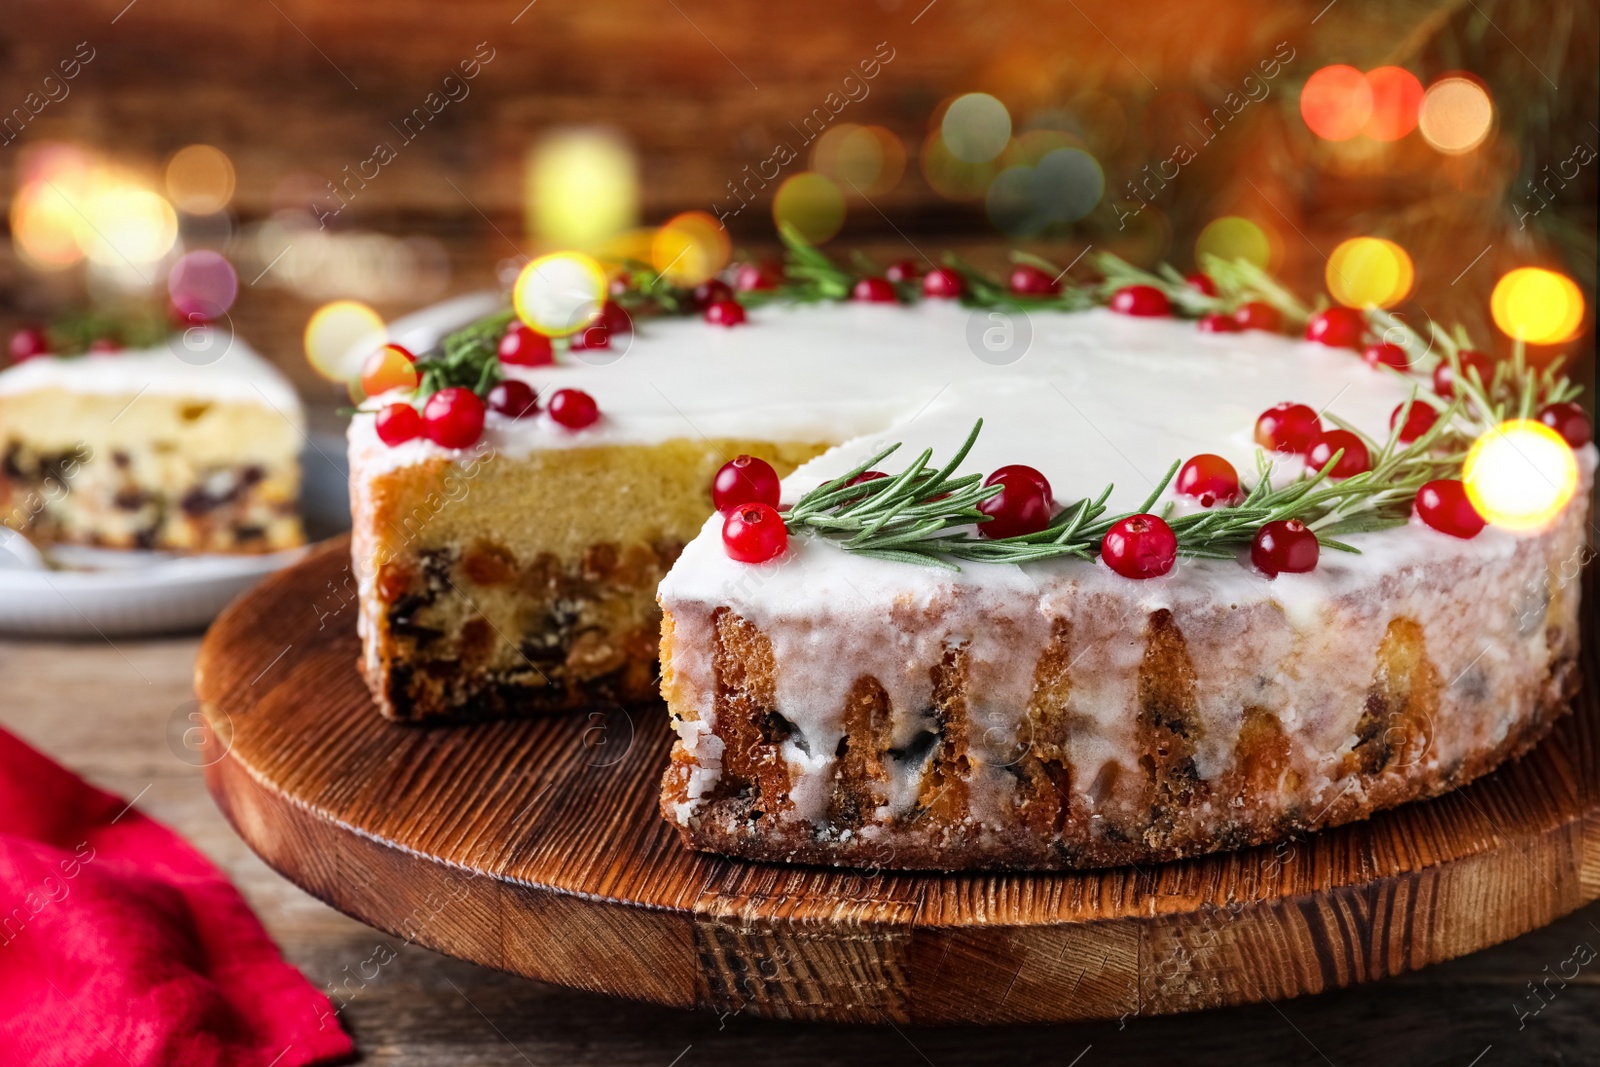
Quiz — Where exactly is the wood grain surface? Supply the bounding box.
[190,535,1600,1027]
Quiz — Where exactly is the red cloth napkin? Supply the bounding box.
[0,726,353,1067]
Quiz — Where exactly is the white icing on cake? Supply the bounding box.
[0,332,304,426]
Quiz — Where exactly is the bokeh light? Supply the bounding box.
[526,128,639,247]
[1418,77,1494,154]
[168,250,239,319]
[1195,216,1272,269]
[305,300,386,383]
[811,124,906,198]
[1327,237,1413,309]
[164,144,236,214]
[772,172,846,244]
[921,132,999,201]
[513,251,608,336]
[1362,67,1423,141]
[1300,65,1373,141]
[1490,268,1585,345]
[11,180,85,270]
[1463,420,1579,533]
[75,185,178,266]
[941,93,1012,163]
[651,210,730,286]
[986,147,1103,236]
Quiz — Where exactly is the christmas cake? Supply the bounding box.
[0,329,305,554]
[349,244,1593,870]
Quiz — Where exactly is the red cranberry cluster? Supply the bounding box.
[712,454,787,563]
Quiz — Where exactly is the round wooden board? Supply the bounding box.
[197,536,1600,1025]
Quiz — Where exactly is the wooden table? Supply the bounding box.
[5,633,1599,1065]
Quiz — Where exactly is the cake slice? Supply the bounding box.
[0,333,305,554]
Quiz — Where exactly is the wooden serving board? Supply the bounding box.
[196,536,1600,1024]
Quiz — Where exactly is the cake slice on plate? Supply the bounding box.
[0,331,305,554]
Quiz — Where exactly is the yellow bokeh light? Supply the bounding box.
[513,251,608,337]
[772,172,846,245]
[651,210,730,287]
[526,129,638,248]
[305,300,386,383]
[941,93,1012,164]
[1463,420,1579,533]
[11,181,85,270]
[1490,267,1584,345]
[1195,216,1272,269]
[812,124,906,198]
[1327,237,1413,309]
[73,184,179,267]
[165,144,236,215]
[1418,77,1493,154]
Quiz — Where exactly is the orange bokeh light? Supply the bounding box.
[1363,67,1423,141]
[1490,268,1585,345]
[1300,65,1373,141]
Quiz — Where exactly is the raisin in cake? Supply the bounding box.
[0,333,305,553]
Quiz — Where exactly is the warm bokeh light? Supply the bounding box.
[811,124,906,198]
[1327,236,1413,309]
[1490,268,1585,345]
[11,180,86,270]
[772,172,846,244]
[168,249,239,318]
[1418,77,1494,154]
[1362,67,1423,141]
[1463,420,1580,533]
[1195,216,1272,269]
[941,93,1012,163]
[1300,65,1373,141]
[75,185,179,266]
[921,131,999,201]
[305,300,386,383]
[513,251,608,336]
[651,210,731,286]
[165,144,236,214]
[526,128,639,247]
[354,343,420,403]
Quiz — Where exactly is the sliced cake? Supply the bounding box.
[0,332,305,554]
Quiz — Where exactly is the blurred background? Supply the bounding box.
[1,0,1594,405]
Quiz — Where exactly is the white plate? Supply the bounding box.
[0,435,351,637]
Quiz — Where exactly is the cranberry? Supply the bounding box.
[1175,454,1240,507]
[885,260,922,283]
[722,503,788,563]
[923,267,966,299]
[571,303,631,351]
[1414,479,1487,539]
[1009,264,1061,297]
[691,279,735,310]
[608,270,634,296]
[1101,514,1178,579]
[840,469,888,504]
[1433,349,1493,399]
[734,260,783,292]
[977,466,1053,539]
[374,403,424,447]
[88,337,122,354]
[1362,342,1410,370]
[1251,519,1320,577]
[1305,307,1366,349]
[1185,272,1218,297]
[1537,401,1592,448]
[499,323,555,367]
[1110,285,1171,317]
[387,343,418,363]
[1198,312,1240,333]
[712,454,781,514]
[1233,301,1283,333]
[547,387,599,429]
[9,326,51,361]
[853,277,898,303]
[487,379,539,419]
[1255,403,1322,455]
[704,298,747,327]
[422,387,485,449]
[1306,429,1371,479]
[360,345,420,398]
[1390,401,1438,444]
